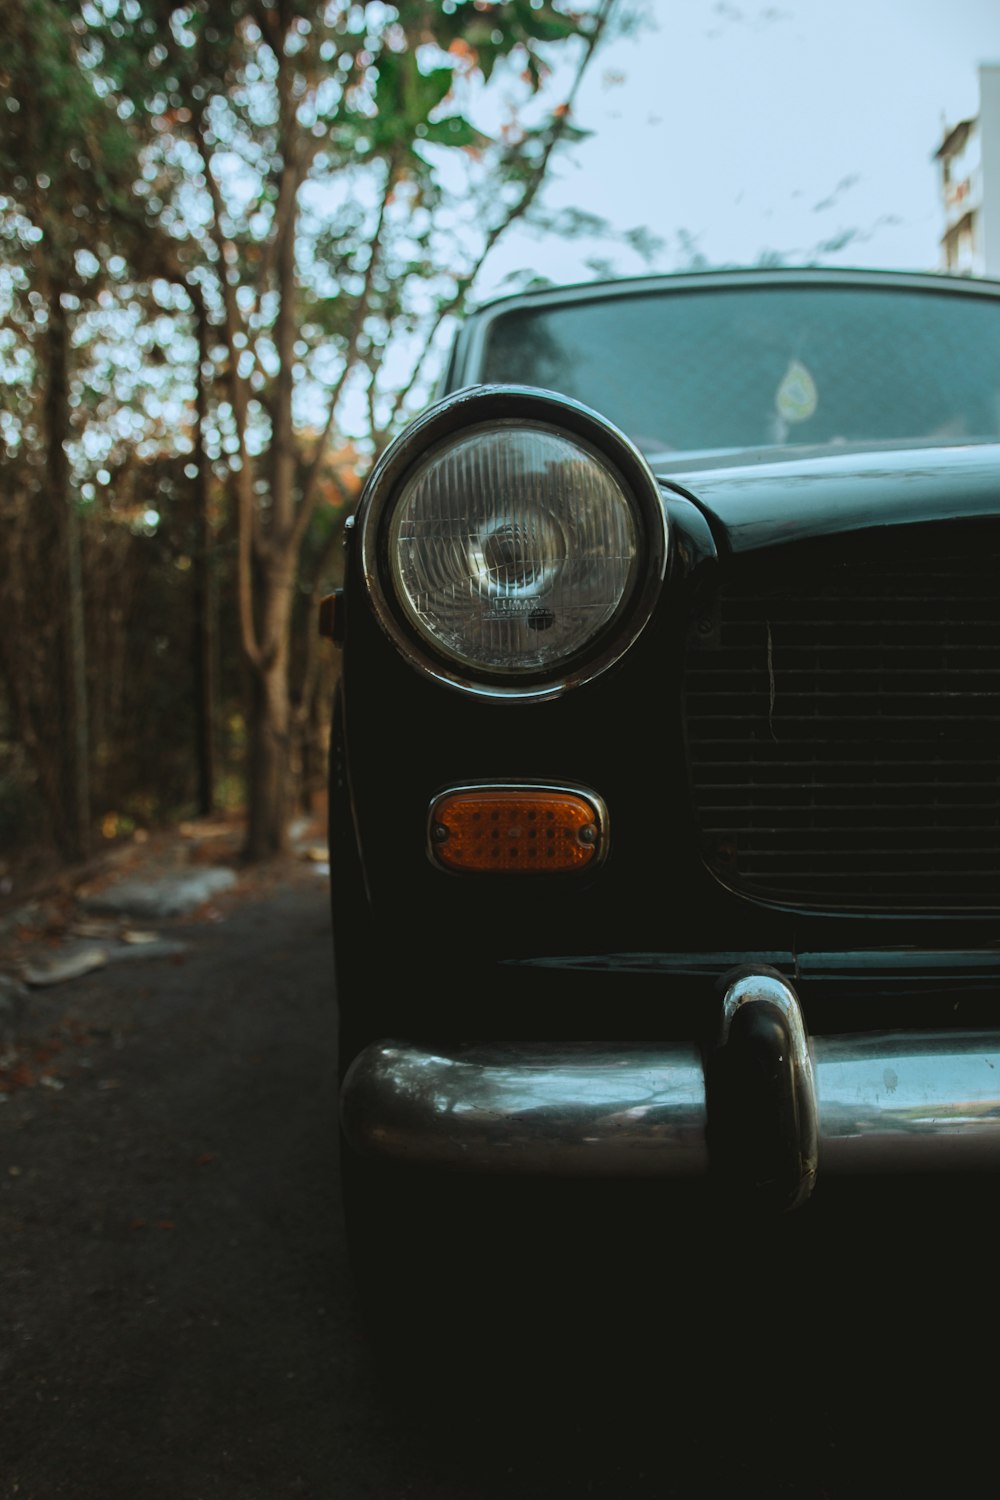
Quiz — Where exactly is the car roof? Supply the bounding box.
[467,265,1000,321]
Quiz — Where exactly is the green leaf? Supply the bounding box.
[373,50,458,135]
[417,116,490,150]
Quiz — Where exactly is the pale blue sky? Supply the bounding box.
[477,0,1000,295]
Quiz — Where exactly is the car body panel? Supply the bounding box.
[662,441,1000,556]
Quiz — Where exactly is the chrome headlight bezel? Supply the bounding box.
[357,386,668,701]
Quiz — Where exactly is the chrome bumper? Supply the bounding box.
[340,973,1000,1207]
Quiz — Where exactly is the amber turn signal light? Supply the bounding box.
[428,786,605,874]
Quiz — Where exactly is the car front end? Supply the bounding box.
[331,269,1000,1222]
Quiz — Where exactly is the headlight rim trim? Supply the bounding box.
[358,384,669,701]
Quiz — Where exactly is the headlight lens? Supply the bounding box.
[359,387,668,698]
[388,424,639,675]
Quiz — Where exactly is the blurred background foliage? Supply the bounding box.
[0,0,624,878]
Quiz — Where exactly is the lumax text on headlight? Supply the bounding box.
[358,387,668,699]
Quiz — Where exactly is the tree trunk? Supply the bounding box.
[245,659,291,859]
[193,299,216,816]
[45,280,90,862]
[242,74,300,860]
[244,555,295,859]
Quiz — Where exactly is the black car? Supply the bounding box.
[329,268,1000,1333]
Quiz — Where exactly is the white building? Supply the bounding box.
[936,63,1000,278]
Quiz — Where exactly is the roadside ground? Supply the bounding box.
[0,810,330,1088]
[0,808,376,1500]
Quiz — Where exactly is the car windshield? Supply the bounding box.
[477,283,1000,459]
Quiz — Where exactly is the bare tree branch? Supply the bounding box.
[190,107,265,671]
[290,153,398,554]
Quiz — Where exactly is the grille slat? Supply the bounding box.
[684,543,1000,913]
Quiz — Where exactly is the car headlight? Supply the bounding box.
[359,386,668,699]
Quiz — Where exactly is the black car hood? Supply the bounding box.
[655,440,1000,556]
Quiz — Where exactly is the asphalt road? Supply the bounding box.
[2,863,995,1498]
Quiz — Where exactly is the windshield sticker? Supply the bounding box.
[775,359,818,426]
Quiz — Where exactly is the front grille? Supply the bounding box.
[684,540,1000,913]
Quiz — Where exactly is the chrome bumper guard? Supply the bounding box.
[340,973,1000,1209]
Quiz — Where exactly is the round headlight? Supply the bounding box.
[390,423,638,674]
[360,388,667,698]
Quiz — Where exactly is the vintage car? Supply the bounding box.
[328,267,1000,1330]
